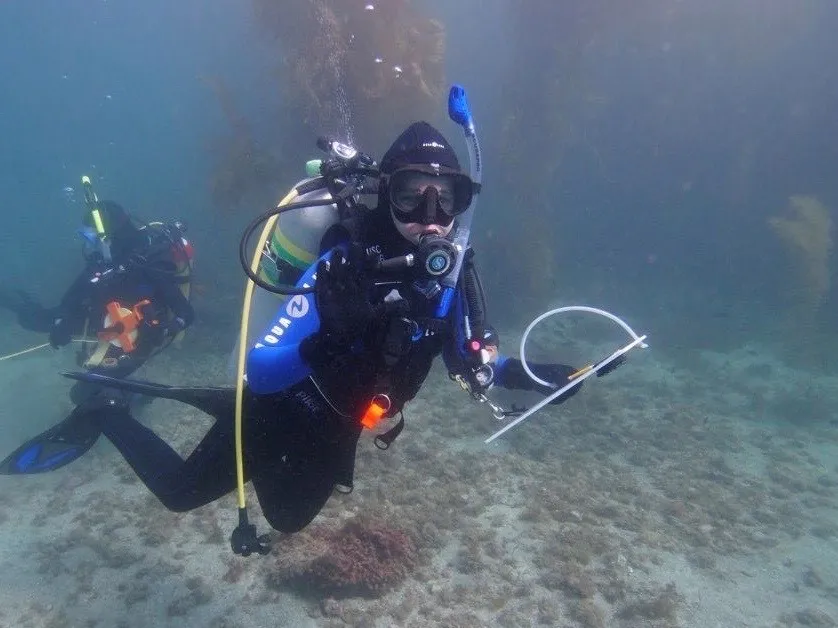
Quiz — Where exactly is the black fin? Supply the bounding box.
[0,401,109,474]
[62,371,237,421]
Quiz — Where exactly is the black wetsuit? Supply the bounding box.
[89,209,577,533]
[1,235,194,400]
[65,260,194,399]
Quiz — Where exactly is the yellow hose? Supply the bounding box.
[233,188,299,509]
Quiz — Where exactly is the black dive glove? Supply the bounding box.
[312,246,377,349]
[164,316,188,338]
[502,358,582,405]
[49,316,73,348]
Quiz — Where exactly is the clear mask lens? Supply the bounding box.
[387,168,473,222]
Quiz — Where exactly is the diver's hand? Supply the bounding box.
[49,317,72,348]
[528,363,582,405]
[596,355,625,377]
[314,247,376,347]
[164,316,187,338]
[498,358,582,404]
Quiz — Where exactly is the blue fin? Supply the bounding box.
[0,402,103,474]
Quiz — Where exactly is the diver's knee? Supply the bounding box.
[162,500,196,514]
[263,511,316,534]
[153,492,203,514]
[71,382,130,408]
[259,495,331,533]
[70,380,99,406]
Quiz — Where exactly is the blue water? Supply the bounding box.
[0,1,836,626]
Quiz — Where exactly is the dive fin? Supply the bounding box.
[62,371,237,420]
[0,402,105,474]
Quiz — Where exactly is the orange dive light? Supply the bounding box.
[361,394,391,430]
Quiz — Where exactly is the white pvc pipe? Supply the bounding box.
[519,305,648,388]
[486,333,647,444]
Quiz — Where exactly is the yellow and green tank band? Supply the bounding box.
[269,225,316,270]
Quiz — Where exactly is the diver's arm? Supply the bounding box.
[441,324,581,404]
[441,285,492,383]
[441,249,491,372]
[149,270,195,328]
[55,266,97,326]
[46,267,95,346]
[246,248,339,395]
[439,283,581,403]
[58,268,93,313]
[493,355,582,404]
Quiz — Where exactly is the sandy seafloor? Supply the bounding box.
[0,319,837,628]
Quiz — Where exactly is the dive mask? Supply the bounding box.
[384,165,473,225]
[77,226,111,263]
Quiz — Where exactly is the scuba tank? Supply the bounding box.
[240,138,379,296]
[140,221,194,281]
[239,139,375,346]
[243,180,342,345]
[258,183,340,290]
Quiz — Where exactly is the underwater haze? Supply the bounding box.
[1,1,837,627]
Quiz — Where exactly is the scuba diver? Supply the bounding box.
[1,93,590,555]
[0,180,195,403]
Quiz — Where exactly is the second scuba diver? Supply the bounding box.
[0,182,195,404]
[0,120,583,548]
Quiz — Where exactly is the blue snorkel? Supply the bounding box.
[435,84,482,319]
[80,175,113,264]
